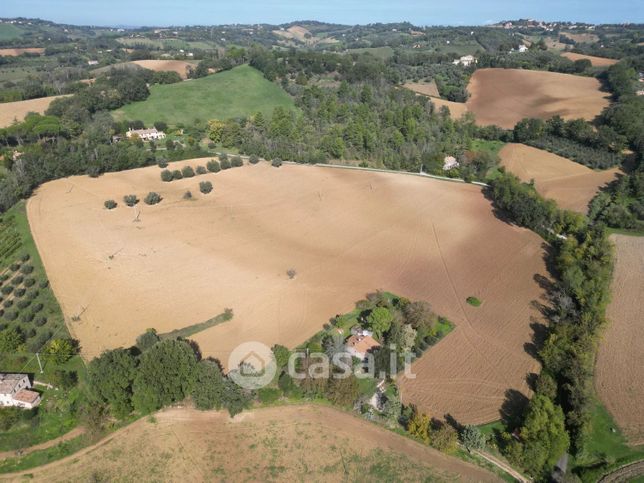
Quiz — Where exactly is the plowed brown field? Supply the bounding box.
[0,47,44,56]
[0,95,70,128]
[465,68,610,129]
[131,60,196,79]
[0,405,500,482]
[499,143,620,213]
[596,235,644,445]
[28,161,547,424]
[404,80,441,98]
[561,52,619,67]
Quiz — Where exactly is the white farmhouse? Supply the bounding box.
[452,55,476,67]
[126,127,166,141]
[443,155,460,171]
[0,373,41,409]
[518,44,528,53]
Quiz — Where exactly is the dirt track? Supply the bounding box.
[28,161,547,424]
[499,143,620,213]
[466,68,610,129]
[596,235,644,444]
[0,405,500,482]
[0,95,70,128]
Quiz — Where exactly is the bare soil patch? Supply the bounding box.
[0,405,499,481]
[430,97,470,120]
[465,68,610,129]
[560,32,600,44]
[499,143,620,213]
[0,95,70,128]
[596,235,644,445]
[131,59,196,79]
[561,52,619,67]
[404,80,441,98]
[0,47,44,57]
[28,162,547,424]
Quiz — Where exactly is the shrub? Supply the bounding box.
[26,289,39,300]
[39,280,49,289]
[196,165,207,175]
[257,387,282,404]
[199,181,213,194]
[0,274,8,281]
[207,142,216,149]
[24,278,36,288]
[123,194,139,207]
[35,316,47,327]
[20,264,33,275]
[271,158,283,168]
[249,154,259,164]
[20,312,34,323]
[181,166,195,178]
[287,268,297,279]
[11,275,23,286]
[466,296,482,307]
[17,299,31,310]
[1,286,13,295]
[160,169,174,182]
[171,169,183,180]
[9,263,19,272]
[158,160,168,168]
[104,199,117,210]
[3,299,13,308]
[20,254,30,262]
[231,156,243,167]
[32,303,44,314]
[25,328,36,339]
[27,330,51,352]
[220,158,231,170]
[219,152,229,162]
[14,288,26,298]
[183,190,192,200]
[144,192,162,205]
[206,160,220,172]
[4,310,18,321]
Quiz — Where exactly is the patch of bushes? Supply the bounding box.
[14,287,26,298]
[144,192,162,205]
[35,316,47,327]
[4,310,18,321]
[231,156,243,167]
[9,263,20,272]
[17,299,31,310]
[104,199,117,210]
[27,289,39,300]
[123,194,139,207]
[32,303,43,313]
[249,154,259,164]
[181,166,195,178]
[171,169,183,180]
[271,158,283,168]
[257,387,282,404]
[160,169,174,182]
[183,190,192,200]
[466,296,481,307]
[3,299,13,308]
[24,278,36,288]
[220,158,231,170]
[39,280,49,289]
[206,159,220,173]
[158,160,168,168]
[20,264,33,275]
[199,181,213,194]
[20,254,30,262]
[1,286,13,295]
[11,275,23,286]
[196,165,207,175]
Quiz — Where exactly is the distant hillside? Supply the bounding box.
[113,65,296,125]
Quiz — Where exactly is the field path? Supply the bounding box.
[0,427,85,460]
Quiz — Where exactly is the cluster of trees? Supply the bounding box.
[88,334,252,418]
[512,116,624,169]
[589,172,644,230]
[489,171,614,476]
[477,50,593,75]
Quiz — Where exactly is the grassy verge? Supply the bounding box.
[606,227,644,237]
[159,308,233,340]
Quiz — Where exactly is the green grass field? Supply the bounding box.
[0,24,24,42]
[116,37,217,50]
[113,65,296,126]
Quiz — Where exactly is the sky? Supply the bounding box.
[1,0,642,27]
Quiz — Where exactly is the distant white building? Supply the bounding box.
[518,44,528,53]
[443,156,460,171]
[0,374,41,409]
[126,127,166,141]
[87,60,99,66]
[453,55,476,67]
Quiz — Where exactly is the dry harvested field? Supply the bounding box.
[131,59,196,79]
[430,97,470,119]
[596,235,644,445]
[29,161,547,424]
[0,405,500,482]
[499,143,620,213]
[0,95,69,128]
[403,80,441,98]
[561,52,619,67]
[465,68,610,129]
[561,31,600,44]
[0,47,44,56]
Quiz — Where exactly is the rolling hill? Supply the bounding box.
[113,64,296,125]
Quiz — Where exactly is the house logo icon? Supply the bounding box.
[228,341,276,389]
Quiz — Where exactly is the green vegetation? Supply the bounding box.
[466,296,482,307]
[199,180,213,194]
[158,308,233,340]
[114,65,296,126]
[0,24,24,41]
[347,46,394,60]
